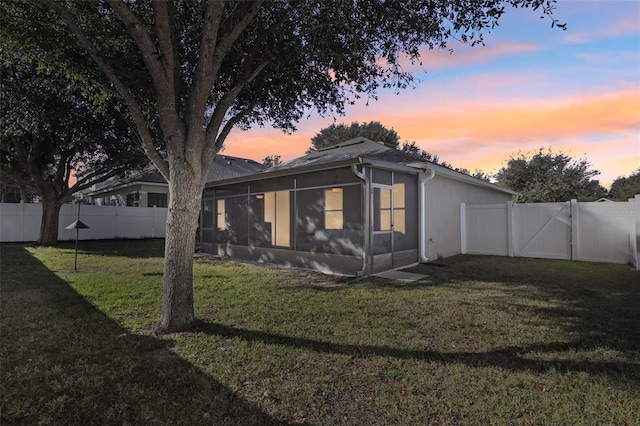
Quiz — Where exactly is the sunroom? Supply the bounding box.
[201,139,420,275]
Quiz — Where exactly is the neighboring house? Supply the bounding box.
[201,137,518,276]
[83,155,266,207]
[1,184,40,203]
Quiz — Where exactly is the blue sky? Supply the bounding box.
[223,1,640,188]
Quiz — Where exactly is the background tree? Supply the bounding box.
[308,121,400,152]
[2,0,564,332]
[608,169,640,201]
[262,155,282,168]
[495,148,606,202]
[0,63,147,245]
[401,141,445,164]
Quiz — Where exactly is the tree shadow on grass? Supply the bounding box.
[403,255,640,354]
[195,321,640,388]
[0,246,284,425]
[197,255,640,388]
[55,238,166,259]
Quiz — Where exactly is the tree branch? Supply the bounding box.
[202,7,289,157]
[214,99,258,152]
[70,163,128,194]
[55,151,70,183]
[153,1,180,102]
[62,154,73,188]
[42,0,170,180]
[186,1,264,138]
[215,0,265,60]
[106,0,183,144]
[104,0,166,91]
[185,1,226,137]
[204,58,271,146]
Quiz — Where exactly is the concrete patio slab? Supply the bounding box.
[372,270,429,282]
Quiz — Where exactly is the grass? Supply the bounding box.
[1,239,639,425]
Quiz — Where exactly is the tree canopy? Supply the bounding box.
[609,169,640,201]
[309,121,400,152]
[401,141,444,164]
[262,155,282,168]
[1,0,564,332]
[494,149,607,202]
[0,61,148,245]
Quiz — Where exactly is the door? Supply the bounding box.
[372,184,394,273]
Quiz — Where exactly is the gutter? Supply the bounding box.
[418,167,436,263]
[351,162,369,277]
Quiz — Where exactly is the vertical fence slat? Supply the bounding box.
[507,201,514,257]
[570,199,578,260]
[460,203,466,254]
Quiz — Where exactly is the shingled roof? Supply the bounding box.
[206,155,266,182]
[85,154,265,196]
[268,137,420,172]
[206,137,518,197]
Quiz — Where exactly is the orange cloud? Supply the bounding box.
[221,87,639,189]
[351,87,640,146]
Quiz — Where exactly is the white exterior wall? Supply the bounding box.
[423,174,513,259]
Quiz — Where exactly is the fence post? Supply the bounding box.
[460,203,466,254]
[114,204,119,239]
[570,199,578,260]
[20,200,26,242]
[507,201,514,257]
[634,195,640,270]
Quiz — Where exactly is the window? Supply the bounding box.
[148,192,168,208]
[216,199,226,230]
[393,183,406,234]
[324,188,343,229]
[374,187,392,231]
[260,191,291,247]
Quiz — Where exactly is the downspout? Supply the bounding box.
[351,162,369,276]
[419,167,436,263]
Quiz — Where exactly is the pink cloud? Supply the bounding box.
[416,42,540,70]
[565,17,640,43]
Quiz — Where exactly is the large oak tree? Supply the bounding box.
[0,62,147,245]
[2,0,563,332]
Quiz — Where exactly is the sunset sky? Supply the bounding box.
[222,0,640,189]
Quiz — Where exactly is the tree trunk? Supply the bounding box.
[19,184,28,203]
[38,193,62,246]
[157,163,204,333]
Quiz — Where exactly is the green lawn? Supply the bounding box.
[2,240,639,425]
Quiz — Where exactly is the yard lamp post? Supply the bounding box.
[65,201,90,271]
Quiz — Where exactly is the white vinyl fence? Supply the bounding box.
[0,202,167,242]
[461,195,640,269]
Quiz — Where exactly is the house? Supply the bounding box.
[1,184,40,203]
[200,138,518,276]
[83,155,266,207]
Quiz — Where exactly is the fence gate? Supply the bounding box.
[513,202,571,260]
[461,196,640,268]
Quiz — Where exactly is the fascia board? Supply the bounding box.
[407,161,520,196]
